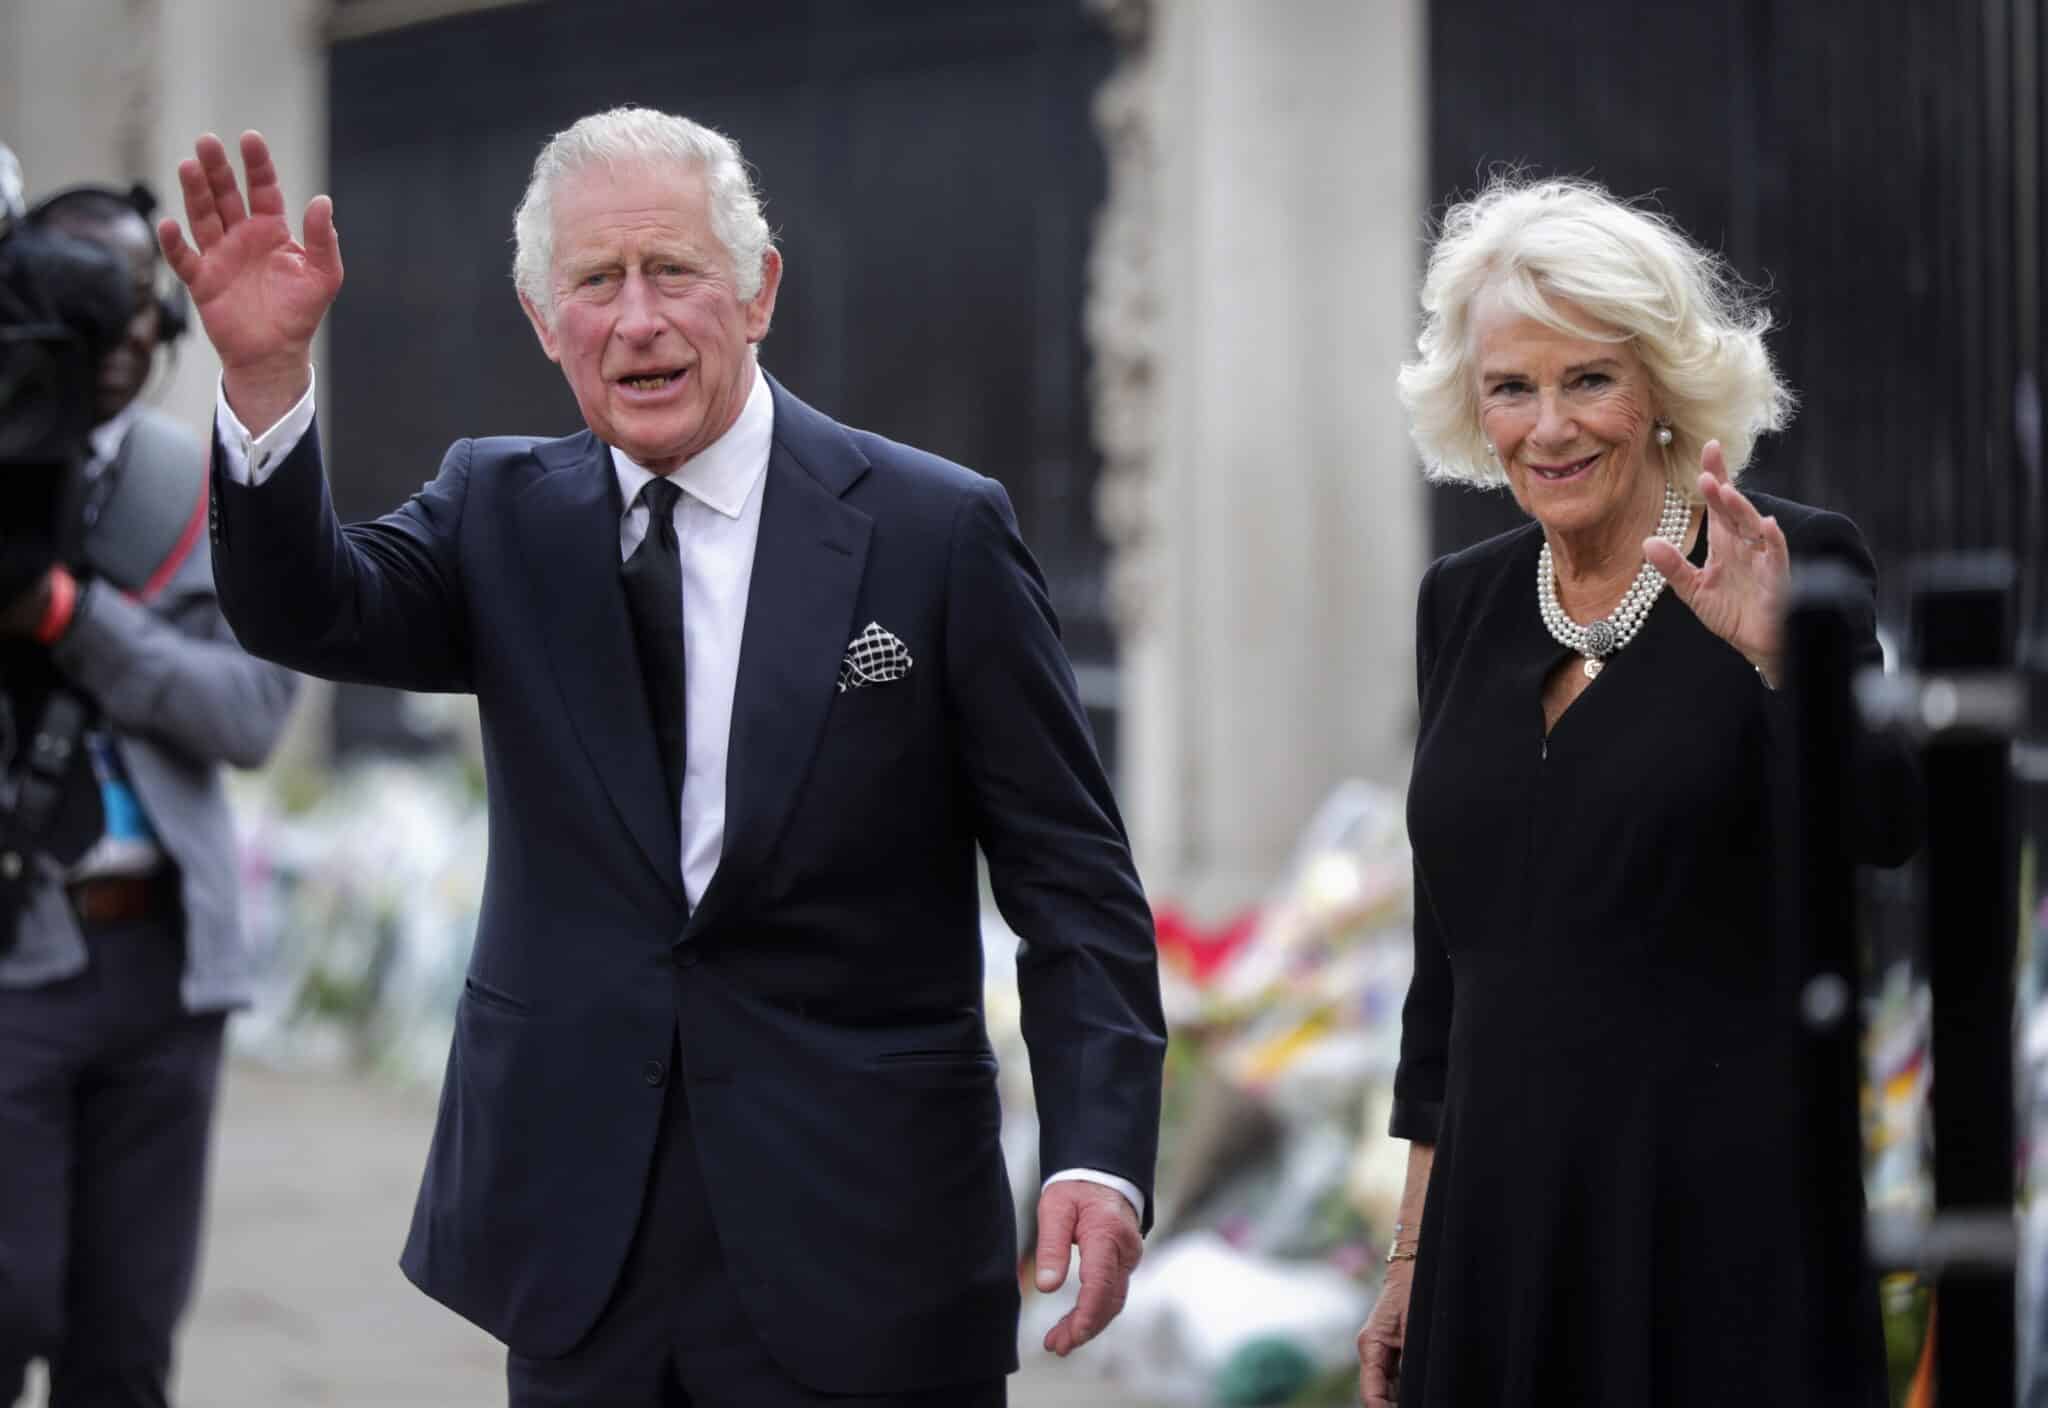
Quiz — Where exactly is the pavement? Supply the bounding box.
[13,1060,1150,1407]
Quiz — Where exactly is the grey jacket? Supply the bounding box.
[0,410,299,1010]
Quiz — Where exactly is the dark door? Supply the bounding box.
[325,0,1117,760]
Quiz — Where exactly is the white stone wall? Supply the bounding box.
[2,0,332,764]
[1,0,329,442]
[1099,0,1429,914]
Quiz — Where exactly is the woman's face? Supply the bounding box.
[1471,286,1662,543]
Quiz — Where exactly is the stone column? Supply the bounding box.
[145,0,330,439]
[1,0,134,193]
[1090,0,1428,914]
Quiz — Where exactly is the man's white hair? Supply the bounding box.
[1397,176,1794,492]
[512,106,774,318]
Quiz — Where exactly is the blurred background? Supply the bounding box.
[1,0,2042,1404]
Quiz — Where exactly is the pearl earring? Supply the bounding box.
[1654,422,1674,447]
[1485,441,1498,458]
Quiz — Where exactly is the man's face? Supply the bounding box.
[520,160,781,473]
[47,209,161,424]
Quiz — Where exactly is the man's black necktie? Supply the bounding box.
[620,477,686,818]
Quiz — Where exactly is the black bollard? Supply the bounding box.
[1913,554,2020,1407]
[1780,562,1884,1404]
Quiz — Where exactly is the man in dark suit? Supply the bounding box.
[158,109,1165,1405]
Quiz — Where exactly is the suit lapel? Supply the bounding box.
[515,432,684,905]
[688,378,872,933]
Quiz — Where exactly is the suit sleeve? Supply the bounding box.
[942,477,1167,1230]
[209,419,474,693]
[1771,509,1923,868]
[1390,559,1452,1144]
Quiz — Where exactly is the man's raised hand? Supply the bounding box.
[157,131,342,434]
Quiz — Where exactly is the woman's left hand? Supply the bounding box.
[1643,439,1790,685]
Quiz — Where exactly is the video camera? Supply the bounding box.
[0,143,135,946]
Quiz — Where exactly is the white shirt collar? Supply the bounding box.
[610,361,774,520]
[87,401,144,477]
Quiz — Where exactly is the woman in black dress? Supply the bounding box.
[1355,179,1919,1407]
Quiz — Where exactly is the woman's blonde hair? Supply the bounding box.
[1396,176,1794,492]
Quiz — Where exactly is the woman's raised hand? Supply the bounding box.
[1642,439,1790,684]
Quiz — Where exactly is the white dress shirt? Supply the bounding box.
[213,364,1142,1219]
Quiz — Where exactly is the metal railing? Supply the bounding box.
[1784,553,2023,1405]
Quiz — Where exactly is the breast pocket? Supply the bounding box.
[770,671,947,891]
[820,676,920,766]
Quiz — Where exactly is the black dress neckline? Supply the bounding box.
[1529,502,1709,745]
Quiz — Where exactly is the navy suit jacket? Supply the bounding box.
[208,375,1166,1393]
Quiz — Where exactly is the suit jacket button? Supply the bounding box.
[672,948,699,969]
[643,1060,667,1087]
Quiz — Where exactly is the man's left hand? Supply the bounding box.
[0,573,53,637]
[1033,1180,1142,1356]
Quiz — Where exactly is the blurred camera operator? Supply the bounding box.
[0,181,297,1407]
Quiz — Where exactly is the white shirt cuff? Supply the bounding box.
[1043,1168,1144,1222]
[214,371,318,486]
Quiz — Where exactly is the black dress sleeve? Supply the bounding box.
[1391,558,1453,1143]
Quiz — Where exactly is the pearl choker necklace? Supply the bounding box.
[1537,483,1692,679]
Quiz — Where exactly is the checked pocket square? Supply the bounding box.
[838,622,913,692]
